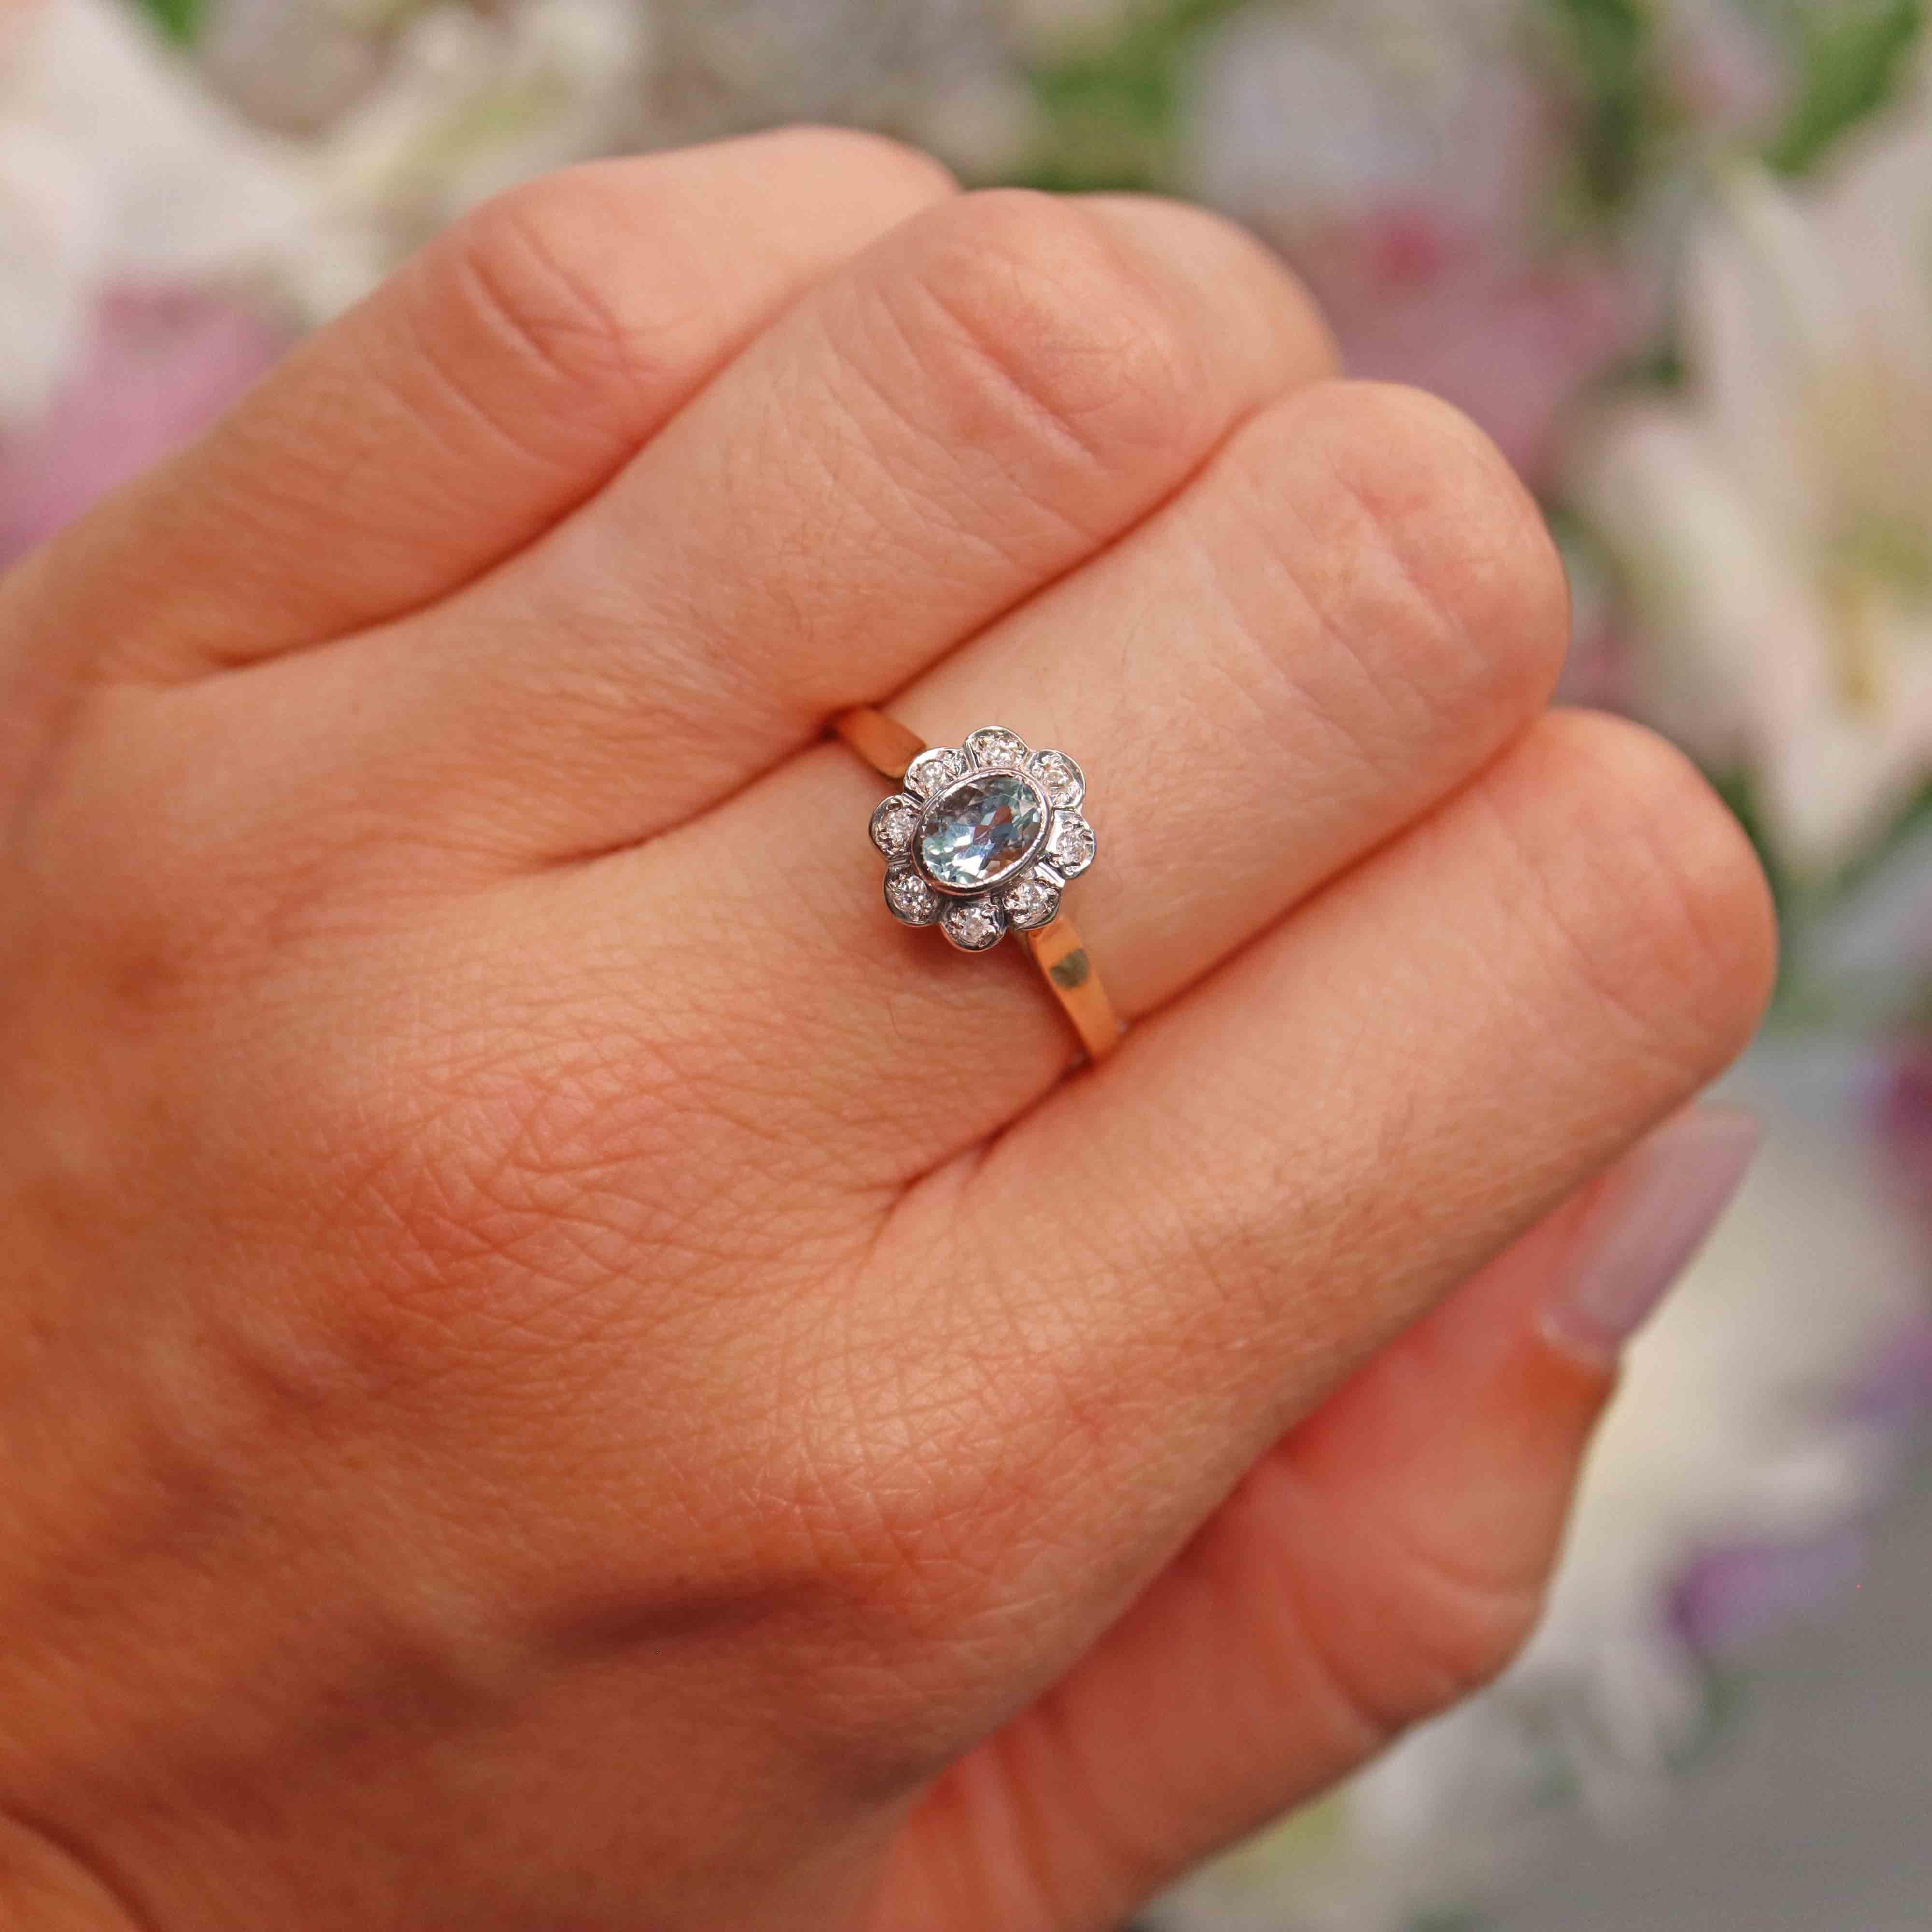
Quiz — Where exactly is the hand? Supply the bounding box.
[0,129,1773,1932]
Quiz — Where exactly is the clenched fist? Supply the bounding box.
[0,129,1773,1931]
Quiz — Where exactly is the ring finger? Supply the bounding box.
[535,375,1570,1174]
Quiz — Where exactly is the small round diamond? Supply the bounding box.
[966,727,1029,771]
[1029,749,1084,809]
[905,746,970,799]
[1001,874,1061,930]
[885,867,940,926]
[1045,812,1096,879]
[869,795,919,858]
[940,896,1006,951]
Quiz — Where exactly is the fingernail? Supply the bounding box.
[1538,1108,1760,1369]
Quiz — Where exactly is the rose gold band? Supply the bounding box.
[833,706,1123,1064]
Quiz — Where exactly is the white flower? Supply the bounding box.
[1569,81,1932,877]
[1152,1040,1932,1932]
[296,0,651,313]
[0,0,313,424]
[0,0,660,426]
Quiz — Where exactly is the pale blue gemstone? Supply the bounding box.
[918,772,1045,891]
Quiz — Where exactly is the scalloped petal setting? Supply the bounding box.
[865,727,1094,952]
[1001,874,1061,930]
[905,746,970,799]
[940,896,1007,951]
[965,727,1029,771]
[885,867,941,926]
[1029,749,1084,809]
[870,794,919,860]
[1044,811,1096,880]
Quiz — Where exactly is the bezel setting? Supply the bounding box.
[910,767,1051,897]
[868,726,1096,952]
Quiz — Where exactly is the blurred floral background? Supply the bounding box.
[4,1,1932,1927]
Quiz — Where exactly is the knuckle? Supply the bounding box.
[1357,1541,1546,1727]
[1502,711,1778,1080]
[1250,381,1569,728]
[1281,1511,1550,1755]
[886,188,1209,478]
[413,165,706,446]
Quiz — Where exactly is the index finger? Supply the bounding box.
[1,128,955,692]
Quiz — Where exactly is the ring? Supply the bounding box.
[834,707,1123,1064]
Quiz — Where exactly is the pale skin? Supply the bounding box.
[0,129,1776,1931]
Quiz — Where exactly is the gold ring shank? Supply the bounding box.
[834,707,1123,1063]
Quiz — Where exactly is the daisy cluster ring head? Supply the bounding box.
[869,727,1097,952]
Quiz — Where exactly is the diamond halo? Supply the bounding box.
[869,726,1096,952]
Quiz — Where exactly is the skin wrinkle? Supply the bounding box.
[1563,719,1779,1021]
[1312,410,1561,701]
[1279,1475,1547,1740]
[1223,393,1560,753]
[0,1809,156,1932]
[1206,1474,1423,1767]
[441,188,707,442]
[27,701,447,1011]
[1474,720,1771,1082]
[879,197,1200,489]
[608,271,1035,742]
[989,1692,1164,1927]
[797,1249,1127,1646]
[290,1005,893,1577]
[816,294,1083,591]
[1208,453,1407,754]
[190,900,831,1437]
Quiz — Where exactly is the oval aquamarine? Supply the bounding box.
[916,771,1047,893]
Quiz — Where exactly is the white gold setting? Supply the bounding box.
[868,725,1097,952]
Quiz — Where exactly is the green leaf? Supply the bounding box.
[130,0,199,44]
[1768,0,1924,175]
[1543,0,1658,215]
[1016,0,1253,193]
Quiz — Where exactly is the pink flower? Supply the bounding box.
[1181,0,1656,487]
[0,284,283,566]
[1284,208,1650,484]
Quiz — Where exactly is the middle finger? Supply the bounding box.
[243,188,1336,869]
